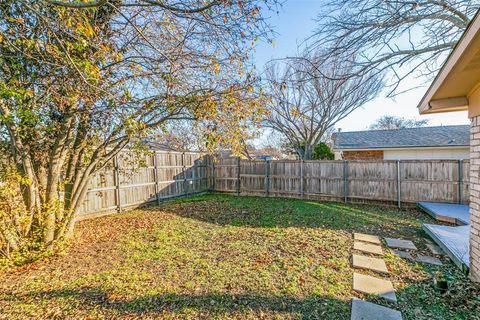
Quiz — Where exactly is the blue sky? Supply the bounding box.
[253,0,469,136]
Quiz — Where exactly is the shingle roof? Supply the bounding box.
[333,125,470,150]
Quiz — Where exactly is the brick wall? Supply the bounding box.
[470,116,480,281]
[342,150,384,160]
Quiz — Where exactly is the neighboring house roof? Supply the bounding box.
[333,125,470,150]
[143,140,187,152]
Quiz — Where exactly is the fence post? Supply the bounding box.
[113,155,122,213]
[153,152,160,205]
[397,160,401,208]
[264,159,270,196]
[182,152,187,197]
[458,159,463,204]
[236,157,241,196]
[343,160,348,203]
[211,156,216,192]
[300,159,305,199]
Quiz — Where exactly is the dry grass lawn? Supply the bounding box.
[0,194,478,319]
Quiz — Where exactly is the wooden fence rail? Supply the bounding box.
[78,155,470,219]
[77,150,210,218]
[213,158,470,206]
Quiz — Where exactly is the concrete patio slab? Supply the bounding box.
[418,202,469,225]
[415,254,443,266]
[354,233,381,244]
[351,299,402,320]
[391,249,413,260]
[423,224,469,270]
[353,273,397,302]
[384,238,417,250]
[426,243,444,255]
[354,241,383,255]
[352,254,389,273]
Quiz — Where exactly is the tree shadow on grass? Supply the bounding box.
[8,281,475,319]
[10,288,351,319]
[155,194,434,237]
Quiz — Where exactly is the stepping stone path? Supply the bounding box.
[388,239,444,266]
[426,243,444,255]
[353,273,397,302]
[352,254,389,274]
[391,249,413,260]
[354,241,383,255]
[349,233,402,319]
[415,254,443,266]
[384,238,417,250]
[351,299,402,320]
[354,233,381,244]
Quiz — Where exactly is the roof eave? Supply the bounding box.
[418,10,480,115]
[420,96,469,114]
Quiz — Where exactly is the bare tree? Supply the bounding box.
[263,52,383,160]
[312,0,479,96]
[369,116,429,130]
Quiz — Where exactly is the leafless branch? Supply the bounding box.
[263,51,383,159]
[310,0,479,96]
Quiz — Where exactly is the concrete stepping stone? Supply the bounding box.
[415,254,443,266]
[353,273,397,302]
[426,243,444,255]
[391,249,413,260]
[352,254,388,273]
[351,299,402,320]
[354,241,383,255]
[354,233,381,244]
[384,237,417,250]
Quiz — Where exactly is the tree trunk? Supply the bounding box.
[303,145,314,160]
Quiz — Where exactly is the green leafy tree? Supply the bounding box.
[0,0,277,261]
[313,142,334,160]
[296,142,334,160]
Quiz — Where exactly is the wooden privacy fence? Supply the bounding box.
[77,155,470,219]
[213,158,470,206]
[77,151,210,218]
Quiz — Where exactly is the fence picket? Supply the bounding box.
[78,150,210,217]
[79,156,470,219]
[213,159,469,205]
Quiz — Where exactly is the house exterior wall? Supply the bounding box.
[470,115,480,281]
[335,147,470,160]
[334,151,343,160]
[383,148,470,160]
[342,150,384,160]
[468,85,480,118]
